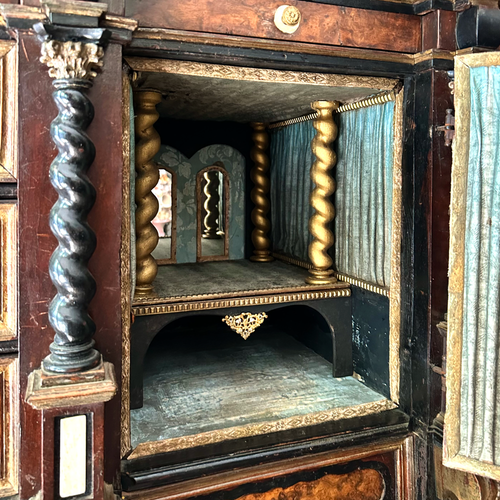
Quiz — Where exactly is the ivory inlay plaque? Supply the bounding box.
[59,415,87,498]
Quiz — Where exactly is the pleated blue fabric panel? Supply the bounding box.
[270,121,315,262]
[334,102,395,287]
[460,65,500,464]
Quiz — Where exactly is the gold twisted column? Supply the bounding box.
[250,122,273,262]
[202,170,221,239]
[134,90,162,295]
[306,101,339,285]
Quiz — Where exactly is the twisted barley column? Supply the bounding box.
[134,90,162,295]
[306,101,339,285]
[203,170,221,239]
[250,122,273,262]
[43,79,101,373]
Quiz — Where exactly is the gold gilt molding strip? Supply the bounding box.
[334,273,390,298]
[129,398,396,459]
[125,57,397,91]
[389,89,404,404]
[272,253,389,297]
[272,252,312,269]
[132,289,351,316]
[268,91,396,129]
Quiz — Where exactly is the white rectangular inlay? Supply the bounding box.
[59,414,87,498]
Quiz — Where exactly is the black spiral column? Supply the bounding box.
[37,26,109,374]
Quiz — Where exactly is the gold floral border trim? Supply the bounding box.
[389,89,404,404]
[443,52,500,481]
[129,398,396,459]
[125,57,397,91]
[132,289,351,316]
[120,75,132,457]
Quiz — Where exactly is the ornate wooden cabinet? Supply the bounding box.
[0,1,499,499]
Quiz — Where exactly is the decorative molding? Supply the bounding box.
[128,398,396,458]
[250,123,273,262]
[41,0,108,20]
[222,312,268,340]
[26,362,117,410]
[0,42,17,182]
[120,75,132,458]
[334,272,389,297]
[40,40,104,80]
[336,91,395,113]
[0,357,18,497]
[125,57,397,91]
[272,252,312,269]
[389,89,404,404]
[306,101,339,285]
[0,203,16,342]
[132,289,351,316]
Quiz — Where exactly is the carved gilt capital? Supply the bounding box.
[40,39,104,80]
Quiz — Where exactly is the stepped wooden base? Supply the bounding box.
[26,361,117,410]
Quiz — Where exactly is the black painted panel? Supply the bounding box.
[351,286,390,399]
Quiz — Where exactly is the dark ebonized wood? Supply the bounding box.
[0,184,17,199]
[121,409,409,491]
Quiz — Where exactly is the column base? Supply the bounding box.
[135,283,154,296]
[305,268,338,285]
[250,251,274,262]
[26,361,117,410]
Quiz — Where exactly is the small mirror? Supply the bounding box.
[197,165,228,261]
[152,169,176,263]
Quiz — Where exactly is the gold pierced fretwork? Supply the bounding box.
[222,312,268,340]
[40,40,104,80]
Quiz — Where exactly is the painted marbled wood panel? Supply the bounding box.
[235,469,384,500]
[155,145,245,263]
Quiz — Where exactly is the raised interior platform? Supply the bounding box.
[134,259,349,304]
[130,323,393,456]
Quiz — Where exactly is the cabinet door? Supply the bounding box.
[445,51,500,480]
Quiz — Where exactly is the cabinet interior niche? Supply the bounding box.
[127,60,401,462]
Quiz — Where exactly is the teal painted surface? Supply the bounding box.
[335,102,394,287]
[270,121,315,262]
[460,65,500,464]
[155,145,245,264]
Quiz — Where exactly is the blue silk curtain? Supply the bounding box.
[460,65,500,464]
[270,121,315,262]
[334,102,395,287]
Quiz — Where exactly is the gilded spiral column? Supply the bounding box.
[203,170,221,239]
[134,90,162,295]
[250,122,273,262]
[306,101,339,285]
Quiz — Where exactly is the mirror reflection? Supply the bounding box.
[152,169,174,263]
[198,168,227,260]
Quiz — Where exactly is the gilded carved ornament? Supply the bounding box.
[40,39,104,80]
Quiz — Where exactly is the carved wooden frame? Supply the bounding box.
[0,41,17,183]
[0,203,16,342]
[445,51,500,481]
[0,357,18,497]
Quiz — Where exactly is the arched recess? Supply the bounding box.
[196,163,230,262]
[151,165,177,265]
[129,301,352,410]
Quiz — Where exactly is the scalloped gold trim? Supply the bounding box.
[129,398,396,458]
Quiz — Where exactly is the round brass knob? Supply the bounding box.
[274,5,301,34]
